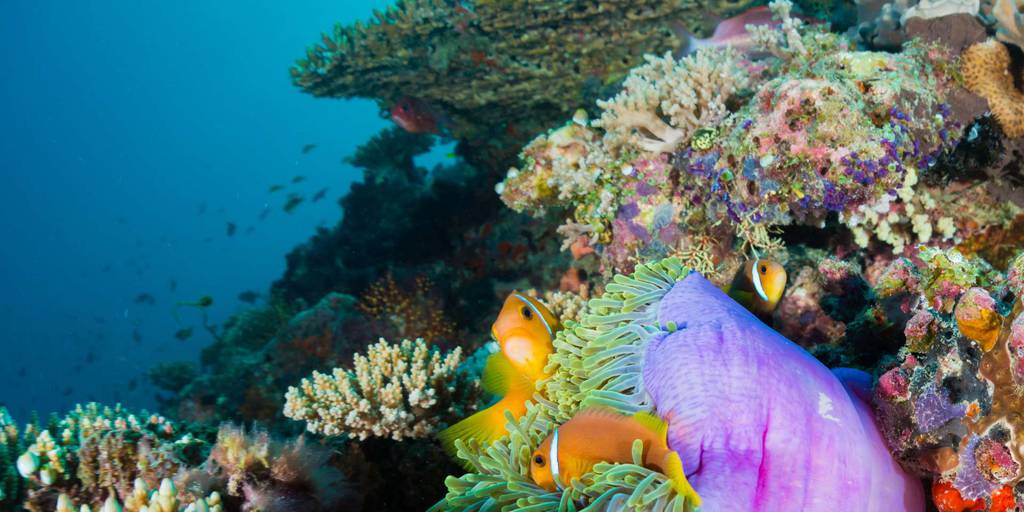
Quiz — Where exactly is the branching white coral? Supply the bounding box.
[750,0,807,58]
[595,48,748,155]
[284,338,464,440]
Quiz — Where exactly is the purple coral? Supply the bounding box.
[954,436,1001,500]
[913,385,966,432]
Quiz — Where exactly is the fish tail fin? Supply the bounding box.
[437,406,509,466]
[663,450,702,509]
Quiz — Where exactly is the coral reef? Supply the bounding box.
[15,403,209,512]
[500,1,969,274]
[873,250,1024,510]
[284,338,479,440]
[0,408,33,510]
[290,0,761,166]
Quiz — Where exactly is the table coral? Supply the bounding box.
[283,338,477,441]
[873,250,1024,511]
[290,0,760,146]
[499,0,963,274]
[435,257,923,511]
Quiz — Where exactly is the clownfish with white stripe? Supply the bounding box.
[439,292,560,458]
[727,258,787,317]
[529,409,701,506]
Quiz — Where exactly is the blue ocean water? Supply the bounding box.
[0,2,399,420]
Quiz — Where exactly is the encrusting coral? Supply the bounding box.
[961,38,1024,138]
[435,257,923,511]
[873,249,1024,511]
[499,0,967,275]
[283,337,479,440]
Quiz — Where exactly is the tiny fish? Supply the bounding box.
[679,5,820,55]
[169,279,177,292]
[301,143,317,154]
[198,202,207,215]
[134,293,156,305]
[238,290,260,304]
[226,222,237,237]
[312,187,329,202]
[268,184,285,193]
[132,328,143,344]
[390,97,439,134]
[530,409,701,506]
[291,175,306,184]
[283,194,304,213]
[174,327,194,341]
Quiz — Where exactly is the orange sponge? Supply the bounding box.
[961,39,1024,138]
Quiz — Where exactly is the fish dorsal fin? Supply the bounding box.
[573,407,625,421]
[632,410,669,439]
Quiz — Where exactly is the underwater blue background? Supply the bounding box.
[0,1,413,419]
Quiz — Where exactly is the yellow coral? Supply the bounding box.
[961,39,1024,137]
[284,338,465,440]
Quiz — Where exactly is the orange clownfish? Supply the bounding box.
[529,409,701,506]
[727,258,787,317]
[439,293,560,458]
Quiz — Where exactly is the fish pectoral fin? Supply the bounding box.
[481,352,519,396]
[662,451,702,508]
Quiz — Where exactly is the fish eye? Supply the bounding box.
[533,454,545,466]
[521,306,533,320]
[760,265,767,273]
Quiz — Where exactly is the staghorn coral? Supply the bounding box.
[873,250,1024,510]
[962,39,1024,138]
[290,0,759,149]
[283,338,477,440]
[16,403,208,512]
[500,1,964,273]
